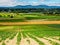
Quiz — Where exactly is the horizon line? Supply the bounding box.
[0,4,60,7]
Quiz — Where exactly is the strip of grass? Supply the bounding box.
[17,32,21,45]
[0,19,25,22]
[0,24,60,31]
[28,30,60,37]
[46,24,60,28]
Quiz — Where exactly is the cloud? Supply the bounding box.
[30,2,40,6]
[40,0,45,2]
[25,0,45,6]
[46,3,60,6]
[0,0,60,6]
[0,0,45,6]
[30,0,46,6]
[0,0,16,7]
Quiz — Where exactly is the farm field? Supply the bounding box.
[0,0,60,45]
[0,24,60,45]
[0,13,60,22]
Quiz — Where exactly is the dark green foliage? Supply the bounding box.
[0,15,2,17]
[10,15,13,18]
[0,8,60,14]
[8,15,10,17]
[25,17,42,20]
[46,24,60,28]
[17,32,21,45]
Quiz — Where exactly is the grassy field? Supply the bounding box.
[0,24,60,45]
[0,13,60,22]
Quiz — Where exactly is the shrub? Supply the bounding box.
[10,15,13,18]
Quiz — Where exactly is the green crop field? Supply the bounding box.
[0,24,60,45]
[0,13,60,22]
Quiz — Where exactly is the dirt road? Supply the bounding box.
[0,21,60,25]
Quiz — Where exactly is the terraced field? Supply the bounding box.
[0,24,60,45]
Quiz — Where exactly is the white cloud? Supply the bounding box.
[40,0,45,2]
[0,0,16,7]
[15,2,29,6]
[0,0,45,6]
[0,0,60,6]
[30,2,40,6]
[30,0,45,6]
[46,3,60,6]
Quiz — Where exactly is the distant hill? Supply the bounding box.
[0,5,60,9]
[14,5,60,9]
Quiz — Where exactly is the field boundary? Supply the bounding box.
[0,21,60,25]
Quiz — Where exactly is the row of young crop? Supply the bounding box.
[0,31,60,45]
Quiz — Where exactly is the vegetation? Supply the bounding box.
[0,7,60,45]
[0,24,60,45]
[0,13,60,22]
[0,8,60,14]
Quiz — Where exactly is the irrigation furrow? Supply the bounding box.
[26,34,39,45]
[27,33,44,45]
[20,33,29,45]
[44,37,60,44]
[5,33,18,45]
[28,33,52,45]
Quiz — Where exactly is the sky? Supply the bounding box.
[0,0,60,7]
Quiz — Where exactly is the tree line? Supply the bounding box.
[0,8,60,14]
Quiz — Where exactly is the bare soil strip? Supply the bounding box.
[0,21,60,25]
[44,37,60,44]
[28,33,52,45]
[5,33,18,45]
[0,42,2,45]
[26,34,39,45]
[20,33,29,45]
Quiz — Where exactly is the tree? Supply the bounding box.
[10,15,13,18]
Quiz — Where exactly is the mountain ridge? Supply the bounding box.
[0,5,60,9]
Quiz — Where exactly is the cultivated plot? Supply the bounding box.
[0,24,60,45]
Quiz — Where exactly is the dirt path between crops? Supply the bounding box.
[5,33,18,45]
[20,33,29,45]
[20,33,39,45]
[44,37,60,44]
[28,33,52,45]
[26,34,39,45]
[0,42,2,45]
[0,21,60,25]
